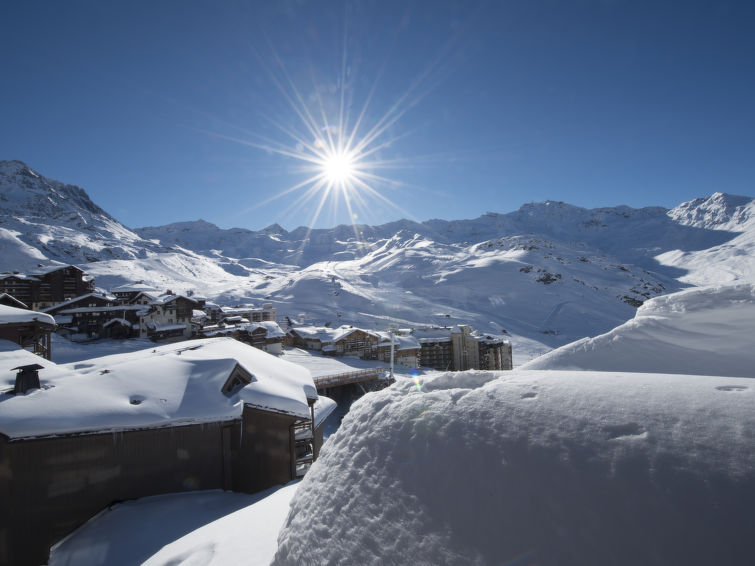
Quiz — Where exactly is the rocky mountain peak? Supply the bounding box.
[669,192,755,230]
[0,160,111,220]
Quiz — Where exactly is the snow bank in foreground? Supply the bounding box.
[521,284,755,377]
[274,370,755,566]
[49,484,298,566]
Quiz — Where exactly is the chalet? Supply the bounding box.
[375,332,421,368]
[331,327,379,357]
[221,302,277,323]
[201,321,286,355]
[191,308,209,327]
[0,337,335,566]
[289,325,420,364]
[287,326,336,351]
[238,321,286,354]
[288,325,378,357]
[139,293,200,341]
[41,292,116,315]
[203,301,224,323]
[40,293,144,340]
[0,265,94,310]
[129,290,158,306]
[110,281,159,304]
[0,305,56,360]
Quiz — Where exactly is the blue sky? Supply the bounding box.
[1,0,753,231]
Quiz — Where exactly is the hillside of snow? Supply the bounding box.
[657,193,755,285]
[2,160,753,359]
[274,368,755,566]
[522,284,755,377]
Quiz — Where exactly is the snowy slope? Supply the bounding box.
[274,369,755,566]
[522,284,755,376]
[2,160,753,359]
[657,192,755,285]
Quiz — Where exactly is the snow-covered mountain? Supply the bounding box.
[0,160,163,265]
[1,160,752,359]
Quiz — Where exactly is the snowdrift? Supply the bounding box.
[274,370,755,566]
[521,284,755,377]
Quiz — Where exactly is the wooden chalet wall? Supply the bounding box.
[0,406,305,566]
[0,276,33,307]
[0,267,94,311]
[334,329,378,357]
[232,406,299,493]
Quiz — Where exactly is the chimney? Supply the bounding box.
[11,364,44,394]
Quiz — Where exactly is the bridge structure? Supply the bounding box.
[313,367,386,393]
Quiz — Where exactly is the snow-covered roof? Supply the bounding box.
[290,326,338,343]
[312,396,337,428]
[0,273,40,281]
[471,332,505,345]
[0,337,318,439]
[57,305,146,315]
[414,326,454,342]
[242,321,286,338]
[0,304,55,326]
[28,264,82,276]
[331,326,378,343]
[0,338,59,371]
[374,332,421,351]
[221,306,254,315]
[111,282,159,293]
[102,318,131,328]
[223,315,249,324]
[145,323,188,332]
[151,293,200,306]
[290,325,378,344]
[0,293,27,308]
[41,292,117,313]
[412,326,506,346]
[201,327,237,337]
[54,315,73,325]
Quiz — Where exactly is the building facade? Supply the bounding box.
[0,265,94,310]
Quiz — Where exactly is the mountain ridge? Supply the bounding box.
[2,160,753,361]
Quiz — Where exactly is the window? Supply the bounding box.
[221,364,255,395]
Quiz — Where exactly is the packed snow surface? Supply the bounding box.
[522,283,755,377]
[274,369,755,566]
[49,484,299,566]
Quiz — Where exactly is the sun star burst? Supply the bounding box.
[321,149,356,185]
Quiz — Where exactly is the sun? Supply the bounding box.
[321,150,356,184]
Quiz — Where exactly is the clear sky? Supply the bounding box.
[1,0,753,231]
